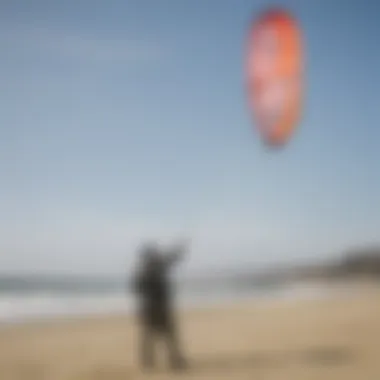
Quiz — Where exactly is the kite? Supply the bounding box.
[246,8,304,147]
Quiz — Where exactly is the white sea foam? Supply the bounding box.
[0,282,344,324]
[0,293,131,323]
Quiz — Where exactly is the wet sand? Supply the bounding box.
[1,286,379,380]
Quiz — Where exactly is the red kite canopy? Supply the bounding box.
[246,9,304,147]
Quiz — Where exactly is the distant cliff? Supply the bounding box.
[289,245,380,281]
[285,246,380,281]
[227,245,380,288]
[337,246,380,276]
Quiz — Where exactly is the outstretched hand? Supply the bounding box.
[165,238,190,265]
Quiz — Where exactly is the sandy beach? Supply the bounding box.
[1,286,379,380]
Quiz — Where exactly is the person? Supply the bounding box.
[130,240,188,370]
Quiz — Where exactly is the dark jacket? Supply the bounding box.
[132,252,182,329]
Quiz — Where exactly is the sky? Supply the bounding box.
[0,0,379,275]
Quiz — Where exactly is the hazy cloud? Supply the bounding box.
[0,205,363,274]
[0,23,165,68]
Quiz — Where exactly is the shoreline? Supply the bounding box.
[0,278,378,328]
[0,286,379,379]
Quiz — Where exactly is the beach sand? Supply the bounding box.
[1,286,379,380]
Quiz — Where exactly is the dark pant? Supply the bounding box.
[139,315,186,369]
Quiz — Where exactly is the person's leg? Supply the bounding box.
[164,317,187,369]
[140,324,155,369]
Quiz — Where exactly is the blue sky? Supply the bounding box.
[0,0,379,274]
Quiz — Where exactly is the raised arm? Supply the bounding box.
[163,239,190,267]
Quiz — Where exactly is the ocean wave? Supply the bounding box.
[0,282,339,324]
[0,293,131,323]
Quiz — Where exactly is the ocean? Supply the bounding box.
[0,274,341,324]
